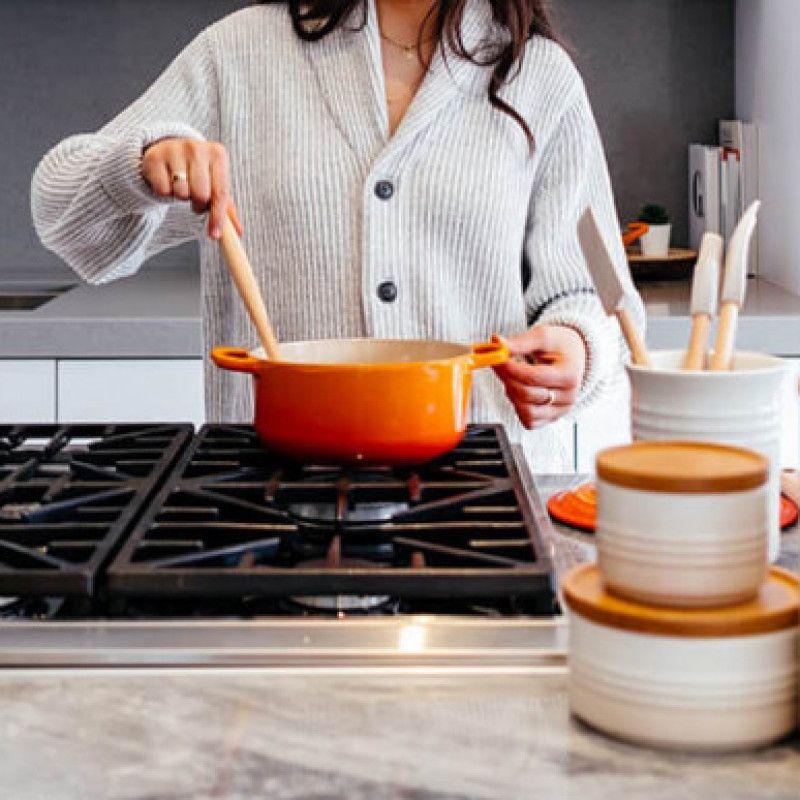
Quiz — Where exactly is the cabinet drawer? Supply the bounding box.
[0,360,57,422]
[57,359,204,426]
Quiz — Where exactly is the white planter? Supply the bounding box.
[639,223,672,257]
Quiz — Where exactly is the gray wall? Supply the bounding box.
[1,0,733,277]
[555,0,735,247]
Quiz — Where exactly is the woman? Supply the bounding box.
[31,0,642,470]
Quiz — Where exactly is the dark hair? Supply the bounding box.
[260,0,561,148]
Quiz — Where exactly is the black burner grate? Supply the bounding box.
[0,424,192,595]
[108,425,554,604]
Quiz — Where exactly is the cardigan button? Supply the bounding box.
[374,180,395,200]
[377,281,398,303]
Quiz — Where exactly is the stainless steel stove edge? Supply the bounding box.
[0,615,567,671]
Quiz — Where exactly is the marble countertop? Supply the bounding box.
[1,669,798,800]
[2,269,800,358]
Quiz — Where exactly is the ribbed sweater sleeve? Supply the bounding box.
[30,30,219,284]
[523,80,645,410]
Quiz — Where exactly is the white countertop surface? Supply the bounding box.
[2,269,800,358]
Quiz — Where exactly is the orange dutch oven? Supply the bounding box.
[211,337,509,464]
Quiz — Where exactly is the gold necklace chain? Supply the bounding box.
[379,29,436,59]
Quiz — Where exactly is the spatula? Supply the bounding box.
[578,207,651,367]
[682,232,724,370]
[710,200,761,371]
[219,212,281,361]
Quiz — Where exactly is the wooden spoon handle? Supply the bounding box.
[682,313,711,370]
[219,214,281,361]
[710,302,738,371]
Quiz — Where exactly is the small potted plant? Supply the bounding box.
[637,203,672,258]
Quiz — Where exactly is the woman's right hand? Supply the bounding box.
[141,138,242,240]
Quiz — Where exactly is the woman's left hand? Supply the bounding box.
[493,325,587,429]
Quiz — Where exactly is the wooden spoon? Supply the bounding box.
[218,212,281,361]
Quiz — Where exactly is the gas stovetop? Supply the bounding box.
[0,423,563,669]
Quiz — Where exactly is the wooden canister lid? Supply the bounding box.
[563,564,799,637]
[596,441,769,494]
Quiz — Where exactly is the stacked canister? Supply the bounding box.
[562,440,800,752]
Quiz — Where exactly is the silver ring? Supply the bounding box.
[542,388,556,406]
[172,171,188,184]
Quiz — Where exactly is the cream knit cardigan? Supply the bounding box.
[31,0,643,471]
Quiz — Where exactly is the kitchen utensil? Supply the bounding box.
[622,221,649,248]
[211,338,509,464]
[682,232,724,370]
[578,207,651,367]
[780,469,800,510]
[219,214,281,361]
[710,200,761,371]
[547,483,597,532]
[547,480,799,534]
[564,563,800,753]
[627,350,787,562]
[595,441,769,608]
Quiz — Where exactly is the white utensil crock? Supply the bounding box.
[627,351,788,562]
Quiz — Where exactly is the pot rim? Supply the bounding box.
[248,338,498,370]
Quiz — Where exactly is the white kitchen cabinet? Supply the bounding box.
[782,358,800,468]
[0,360,57,422]
[574,377,631,473]
[57,359,204,427]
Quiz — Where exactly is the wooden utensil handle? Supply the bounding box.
[682,313,711,370]
[615,308,651,367]
[219,215,281,361]
[710,302,738,371]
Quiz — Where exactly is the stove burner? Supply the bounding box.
[287,500,410,524]
[0,503,42,522]
[288,593,394,612]
[0,595,63,620]
[288,535,393,612]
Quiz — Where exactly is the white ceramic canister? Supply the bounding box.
[596,441,769,607]
[564,564,800,753]
[627,351,788,562]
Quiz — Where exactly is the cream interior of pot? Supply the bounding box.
[252,339,470,365]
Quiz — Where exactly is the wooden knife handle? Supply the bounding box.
[615,308,651,367]
[710,302,738,371]
[682,314,711,370]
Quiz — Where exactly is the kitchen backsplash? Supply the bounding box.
[1,0,733,277]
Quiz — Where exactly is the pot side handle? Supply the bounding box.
[210,347,261,374]
[470,338,510,370]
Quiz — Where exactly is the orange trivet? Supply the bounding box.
[547,482,799,533]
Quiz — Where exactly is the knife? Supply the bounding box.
[578,207,651,367]
[682,232,724,370]
[710,200,761,371]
